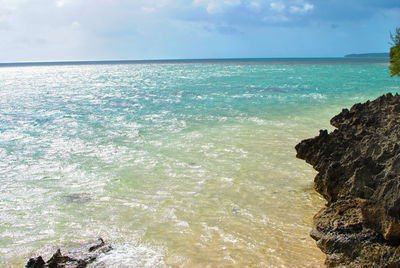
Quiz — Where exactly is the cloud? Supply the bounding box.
[175,0,318,28]
[289,3,314,14]
[193,0,242,14]
[71,21,80,30]
[0,0,398,61]
[307,0,399,22]
[184,0,398,27]
[270,2,285,12]
[0,0,27,10]
[248,1,262,12]
[55,0,67,8]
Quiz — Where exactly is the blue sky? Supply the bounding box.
[0,0,399,62]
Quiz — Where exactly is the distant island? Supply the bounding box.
[345,53,389,58]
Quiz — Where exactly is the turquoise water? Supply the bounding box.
[0,59,399,267]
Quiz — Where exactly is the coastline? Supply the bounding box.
[296,93,400,266]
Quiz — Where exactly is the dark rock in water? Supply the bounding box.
[232,207,240,214]
[88,237,105,252]
[26,256,45,268]
[26,238,112,268]
[295,93,400,267]
[61,193,91,204]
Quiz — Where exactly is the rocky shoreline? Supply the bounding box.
[296,93,400,266]
[26,238,112,268]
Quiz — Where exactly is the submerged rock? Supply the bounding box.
[296,93,400,266]
[26,238,112,268]
[61,193,91,204]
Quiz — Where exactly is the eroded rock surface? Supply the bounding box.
[296,93,400,266]
[26,238,112,268]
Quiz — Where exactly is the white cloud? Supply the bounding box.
[193,0,242,14]
[0,0,27,10]
[56,0,66,8]
[71,21,80,29]
[269,2,286,12]
[289,2,314,14]
[248,1,261,12]
[0,0,395,61]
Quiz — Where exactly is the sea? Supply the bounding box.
[0,58,398,267]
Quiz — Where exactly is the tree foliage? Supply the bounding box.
[389,27,400,77]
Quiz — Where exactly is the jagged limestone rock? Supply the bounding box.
[296,93,400,267]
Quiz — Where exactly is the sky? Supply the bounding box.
[0,0,399,62]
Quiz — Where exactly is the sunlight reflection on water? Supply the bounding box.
[0,61,398,267]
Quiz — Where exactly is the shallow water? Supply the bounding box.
[0,59,398,267]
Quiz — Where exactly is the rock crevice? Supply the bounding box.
[296,93,400,266]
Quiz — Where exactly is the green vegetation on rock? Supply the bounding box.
[389,27,400,77]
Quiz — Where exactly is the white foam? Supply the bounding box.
[89,243,167,268]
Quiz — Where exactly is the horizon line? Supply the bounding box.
[0,56,389,67]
